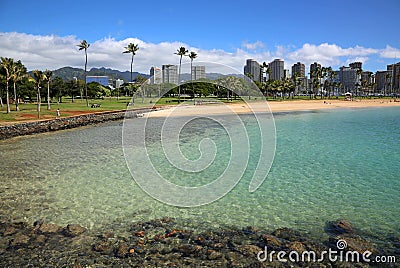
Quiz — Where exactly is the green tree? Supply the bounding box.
[134,75,148,103]
[10,60,27,111]
[0,57,15,113]
[311,65,322,99]
[77,40,90,107]
[52,76,65,103]
[292,72,301,99]
[43,70,53,110]
[188,51,198,104]
[0,67,6,107]
[32,70,43,119]
[175,46,188,103]
[355,68,362,97]
[123,43,139,83]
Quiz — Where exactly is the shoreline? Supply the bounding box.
[146,98,400,118]
[1,99,399,140]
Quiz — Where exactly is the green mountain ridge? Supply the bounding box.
[39,67,149,82]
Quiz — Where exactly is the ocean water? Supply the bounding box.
[0,106,399,242]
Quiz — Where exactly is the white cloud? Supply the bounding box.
[379,45,400,59]
[286,43,379,68]
[242,41,265,50]
[0,32,398,76]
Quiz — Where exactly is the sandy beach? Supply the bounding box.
[147,98,400,118]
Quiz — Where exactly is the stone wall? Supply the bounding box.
[0,108,153,140]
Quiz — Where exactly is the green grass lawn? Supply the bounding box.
[0,97,148,122]
[0,96,238,123]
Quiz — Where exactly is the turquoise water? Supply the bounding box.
[0,106,399,242]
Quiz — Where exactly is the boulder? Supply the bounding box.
[330,235,376,254]
[35,222,61,234]
[10,233,30,246]
[326,219,354,235]
[262,234,282,248]
[63,224,86,237]
[115,242,129,258]
[237,244,262,257]
[93,241,114,255]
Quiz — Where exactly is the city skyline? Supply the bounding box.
[1,0,399,74]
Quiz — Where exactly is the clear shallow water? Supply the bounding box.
[0,107,399,242]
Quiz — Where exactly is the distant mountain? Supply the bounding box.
[40,66,240,83]
[51,67,149,82]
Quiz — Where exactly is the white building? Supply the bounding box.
[150,67,162,84]
[115,79,124,88]
[162,65,178,84]
[191,65,206,80]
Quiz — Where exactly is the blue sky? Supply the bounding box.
[1,0,399,74]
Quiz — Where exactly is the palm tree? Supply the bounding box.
[0,57,14,113]
[175,46,188,103]
[385,72,391,96]
[188,51,198,104]
[10,60,27,111]
[123,43,139,83]
[77,40,90,107]
[327,67,336,98]
[0,70,3,107]
[292,72,301,99]
[262,62,271,99]
[311,66,322,99]
[32,70,43,119]
[355,68,362,97]
[43,70,53,110]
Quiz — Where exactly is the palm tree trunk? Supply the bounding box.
[47,81,51,110]
[13,81,19,111]
[6,81,10,113]
[130,54,133,82]
[84,51,89,107]
[191,59,195,105]
[178,56,182,103]
[37,86,41,119]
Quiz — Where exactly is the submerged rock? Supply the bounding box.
[63,224,86,237]
[329,235,377,254]
[9,233,30,247]
[115,242,129,258]
[326,219,354,235]
[35,222,61,234]
[93,240,114,255]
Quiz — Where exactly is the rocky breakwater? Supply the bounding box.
[0,216,398,267]
[0,108,155,140]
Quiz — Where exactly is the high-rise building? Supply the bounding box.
[269,59,284,80]
[339,66,358,92]
[162,65,178,84]
[291,62,305,78]
[387,62,400,93]
[284,69,290,79]
[349,62,362,70]
[150,67,162,84]
[244,59,262,82]
[375,71,390,93]
[191,65,206,80]
[361,71,374,84]
[310,62,321,80]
